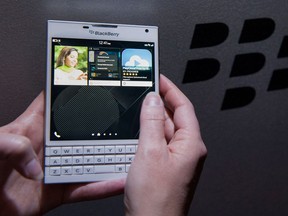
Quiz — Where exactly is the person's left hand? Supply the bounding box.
[0,92,125,216]
[78,73,88,80]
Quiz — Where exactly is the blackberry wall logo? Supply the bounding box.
[183,18,288,110]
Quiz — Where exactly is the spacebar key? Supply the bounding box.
[94,165,115,173]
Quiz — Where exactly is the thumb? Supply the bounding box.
[21,91,44,117]
[138,92,166,150]
[0,133,43,180]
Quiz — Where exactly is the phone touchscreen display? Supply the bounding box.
[50,38,155,141]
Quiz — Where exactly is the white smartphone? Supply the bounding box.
[45,20,159,183]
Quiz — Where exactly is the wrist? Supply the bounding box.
[124,196,188,216]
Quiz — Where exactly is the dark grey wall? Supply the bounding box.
[1,1,288,215]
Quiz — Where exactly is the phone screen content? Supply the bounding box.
[50,38,155,141]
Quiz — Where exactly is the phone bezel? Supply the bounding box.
[45,20,159,147]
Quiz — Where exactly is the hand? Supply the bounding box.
[124,75,207,216]
[78,73,88,80]
[0,92,125,216]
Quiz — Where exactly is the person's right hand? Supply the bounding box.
[124,75,207,216]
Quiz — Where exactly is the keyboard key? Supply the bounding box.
[73,166,83,175]
[62,147,72,155]
[105,155,115,164]
[84,156,94,164]
[62,157,72,165]
[61,167,72,175]
[116,146,125,154]
[84,146,94,154]
[105,146,115,154]
[50,147,61,156]
[73,147,83,155]
[84,166,94,174]
[73,156,83,165]
[126,145,136,154]
[50,167,61,176]
[126,155,135,163]
[116,165,125,172]
[50,157,61,166]
[95,156,104,164]
[94,146,104,154]
[94,165,115,173]
[115,155,125,163]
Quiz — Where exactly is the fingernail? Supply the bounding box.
[25,158,44,180]
[145,92,162,106]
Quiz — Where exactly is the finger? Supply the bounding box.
[163,108,175,141]
[12,91,45,152]
[138,92,166,151]
[21,91,45,118]
[0,133,43,180]
[63,178,126,202]
[160,75,207,159]
[160,75,200,135]
[0,91,44,133]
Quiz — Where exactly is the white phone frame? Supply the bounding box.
[45,20,159,183]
